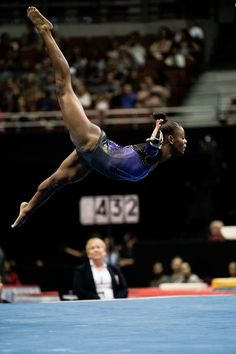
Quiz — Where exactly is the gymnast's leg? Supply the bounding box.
[27,6,101,152]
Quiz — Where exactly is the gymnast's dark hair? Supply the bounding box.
[152,112,182,136]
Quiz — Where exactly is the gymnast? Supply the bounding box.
[11,6,187,229]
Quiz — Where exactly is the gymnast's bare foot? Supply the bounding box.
[11,202,29,229]
[27,6,53,33]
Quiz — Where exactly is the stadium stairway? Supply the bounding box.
[181,69,236,127]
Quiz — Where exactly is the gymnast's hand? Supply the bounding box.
[11,202,29,229]
[146,118,164,142]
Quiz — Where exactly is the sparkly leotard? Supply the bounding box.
[77,130,161,182]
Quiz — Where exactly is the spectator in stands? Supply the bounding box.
[125,69,141,92]
[106,45,132,80]
[118,83,137,108]
[165,43,185,68]
[149,26,173,61]
[68,47,88,78]
[0,243,5,276]
[144,75,170,102]
[100,71,121,102]
[0,258,20,303]
[169,256,184,283]
[121,31,147,68]
[149,261,169,287]
[22,72,42,112]
[136,80,151,107]
[0,32,14,55]
[119,232,138,268]
[173,27,203,76]
[136,74,170,109]
[106,38,120,60]
[119,232,139,287]
[73,237,128,300]
[104,236,120,267]
[1,77,21,112]
[143,93,164,109]
[181,262,202,283]
[2,259,21,285]
[94,92,110,113]
[228,261,236,277]
[0,275,4,303]
[85,55,106,86]
[43,71,57,93]
[73,78,92,108]
[208,220,225,242]
[187,20,205,43]
[0,274,10,303]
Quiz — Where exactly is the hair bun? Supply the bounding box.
[152,112,167,123]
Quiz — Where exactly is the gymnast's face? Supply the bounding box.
[170,127,187,156]
[86,239,107,262]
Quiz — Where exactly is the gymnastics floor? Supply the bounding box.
[1,295,236,354]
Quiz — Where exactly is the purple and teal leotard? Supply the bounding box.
[77,130,161,182]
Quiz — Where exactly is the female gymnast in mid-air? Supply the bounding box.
[11,6,187,229]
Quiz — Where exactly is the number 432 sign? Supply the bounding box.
[79,195,139,225]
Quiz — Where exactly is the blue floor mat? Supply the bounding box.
[1,295,236,354]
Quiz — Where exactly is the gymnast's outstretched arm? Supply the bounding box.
[11,150,91,229]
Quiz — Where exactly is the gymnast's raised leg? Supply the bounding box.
[27,6,101,152]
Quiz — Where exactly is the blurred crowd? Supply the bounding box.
[0,20,204,124]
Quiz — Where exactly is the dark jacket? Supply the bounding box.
[73,261,128,300]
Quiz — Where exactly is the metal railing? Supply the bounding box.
[1,103,234,133]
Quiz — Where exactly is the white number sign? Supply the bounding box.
[79,195,139,225]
